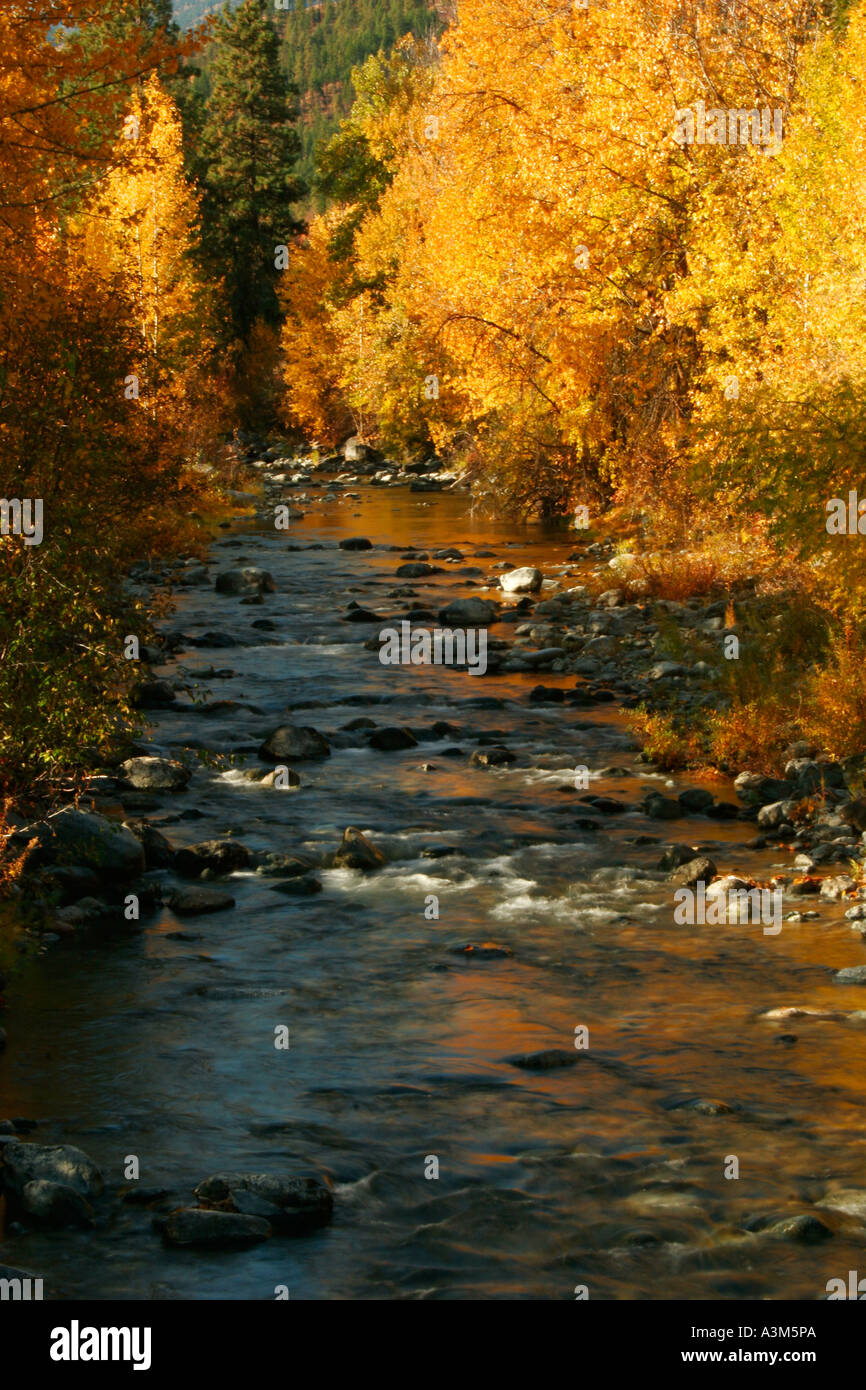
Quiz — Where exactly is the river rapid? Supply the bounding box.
[3,477,866,1301]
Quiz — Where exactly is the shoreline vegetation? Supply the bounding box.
[3,1,866,974]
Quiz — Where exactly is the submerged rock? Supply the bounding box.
[161,1207,271,1249]
[507,1049,578,1071]
[167,887,235,916]
[450,942,513,959]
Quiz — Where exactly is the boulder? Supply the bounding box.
[658,844,700,871]
[215,567,275,596]
[174,840,251,878]
[437,597,498,626]
[734,772,794,806]
[332,827,386,871]
[126,823,176,869]
[678,788,716,814]
[9,807,144,878]
[193,1172,333,1235]
[259,725,331,762]
[669,856,718,888]
[368,726,418,751]
[820,874,857,901]
[643,792,681,820]
[470,746,516,767]
[19,1180,93,1228]
[1,1141,104,1199]
[121,757,191,792]
[132,679,176,709]
[500,566,542,594]
[161,1208,271,1249]
[395,562,438,578]
[757,799,798,830]
[167,887,235,916]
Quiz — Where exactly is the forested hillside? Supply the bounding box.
[179,0,440,195]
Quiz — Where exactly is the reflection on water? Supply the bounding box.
[3,483,866,1300]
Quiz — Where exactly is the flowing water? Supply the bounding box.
[3,481,866,1301]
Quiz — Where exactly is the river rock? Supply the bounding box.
[167,887,235,916]
[762,1213,833,1244]
[840,799,866,833]
[9,807,144,878]
[368,726,418,751]
[734,772,794,806]
[815,1188,866,1222]
[507,1049,578,1071]
[669,856,718,888]
[678,788,715,814]
[126,823,176,869]
[757,799,797,830]
[132,679,176,709]
[438,597,498,625]
[332,827,386,870]
[339,536,372,550]
[121,757,191,792]
[259,767,301,788]
[396,562,438,577]
[581,635,617,660]
[470,745,516,768]
[174,839,252,877]
[268,876,322,895]
[643,792,681,820]
[658,845,700,871]
[19,1179,94,1228]
[259,725,331,762]
[255,853,314,878]
[820,874,856,900]
[835,965,866,983]
[500,566,542,594]
[1,1141,104,1199]
[215,567,275,596]
[193,1172,333,1234]
[161,1207,271,1249]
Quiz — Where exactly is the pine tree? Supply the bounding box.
[199,0,304,343]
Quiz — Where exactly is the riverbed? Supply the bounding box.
[3,478,866,1300]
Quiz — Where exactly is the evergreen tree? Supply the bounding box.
[198,0,304,343]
